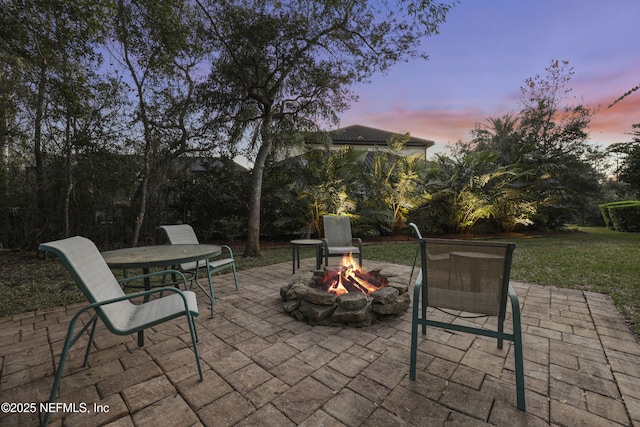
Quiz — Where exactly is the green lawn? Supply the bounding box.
[366,227,640,335]
[1,227,639,336]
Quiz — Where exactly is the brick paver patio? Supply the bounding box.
[1,257,639,426]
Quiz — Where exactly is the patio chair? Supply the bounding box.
[39,236,203,426]
[322,215,363,267]
[408,223,525,411]
[159,224,239,314]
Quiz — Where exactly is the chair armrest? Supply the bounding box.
[413,270,424,294]
[89,285,194,311]
[353,238,363,250]
[219,245,234,260]
[507,284,522,319]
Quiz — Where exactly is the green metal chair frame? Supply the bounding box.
[408,223,525,411]
[39,236,203,426]
[159,224,238,318]
[321,215,363,267]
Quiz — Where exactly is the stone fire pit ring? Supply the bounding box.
[280,269,411,327]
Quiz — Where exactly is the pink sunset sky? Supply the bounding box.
[339,0,640,157]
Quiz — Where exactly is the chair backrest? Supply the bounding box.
[412,224,515,317]
[40,236,134,331]
[323,215,353,247]
[159,224,199,245]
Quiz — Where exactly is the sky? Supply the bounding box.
[340,0,640,157]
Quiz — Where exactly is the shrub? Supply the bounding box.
[600,201,640,232]
[609,202,640,232]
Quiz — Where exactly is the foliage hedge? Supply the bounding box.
[599,201,640,232]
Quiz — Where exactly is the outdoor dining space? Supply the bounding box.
[1,256,640,426]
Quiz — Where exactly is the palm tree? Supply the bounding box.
[365,134,430,234]
[295,144,363,237]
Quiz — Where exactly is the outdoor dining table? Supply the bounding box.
[101,244,221,345]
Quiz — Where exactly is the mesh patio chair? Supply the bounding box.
[408,223,525,411]
[159,224,239,317]
[322,215,363,267]
[39,236,203,426]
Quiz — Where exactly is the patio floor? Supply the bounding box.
[1,257,640,426]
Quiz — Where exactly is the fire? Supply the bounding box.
[319,253,387,296]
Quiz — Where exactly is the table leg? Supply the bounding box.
[171,270,178,288]
[138,268,151,346]
[292,244,297,274]
[205,259,215,319]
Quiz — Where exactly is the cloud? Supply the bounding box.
[341,89,640,153]
[336,0,640,154]
[589,91,640,144]
[341,105,507,153]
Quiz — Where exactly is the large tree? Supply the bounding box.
[444,60,600,232]
[113,0,214,245]
[516,60,599,227]
[196,0,454,256]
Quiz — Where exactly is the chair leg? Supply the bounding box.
[409,284,422,380]
[186,312,204,381]
[421,281,428,335]
[231,263,239,290]
[82,316,99,367]
[42,307,93,426]
[205,261,215,318]
[513,322,526,410]
[509,285,526,411]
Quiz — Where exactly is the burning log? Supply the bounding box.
[343,274,365,294]
[317,262,388,297]
[354,270,385,289]
[320,270,340,292]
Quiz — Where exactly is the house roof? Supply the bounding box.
[327,124,435,149]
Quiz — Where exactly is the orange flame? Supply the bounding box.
[321,253,385,296]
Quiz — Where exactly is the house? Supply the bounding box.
[300,124,435,160]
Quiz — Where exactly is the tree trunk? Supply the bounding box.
[63,114,73,237]
[130,122,152,247]
[131,161,150,247]
[33,64,47,207]
[0,72,11,173]
[31,62,48,248]
[118,2,152,248]
[243,112,273,257]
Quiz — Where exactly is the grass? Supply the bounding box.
[366,226,640,335]
[0,246,296,317]
[1,226,639,335]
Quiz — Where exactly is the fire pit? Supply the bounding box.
[280,254,410,326]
